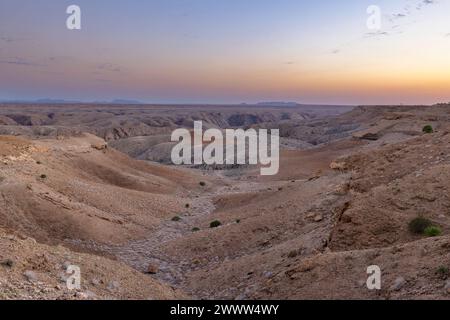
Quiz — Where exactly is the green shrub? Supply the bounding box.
[437,266,449,279]
[408,217,432,234]
[423,125,434,134]
[210,220,221,228]
[171,216,181,222]
[0,259,14,268]
[424,226,442,237]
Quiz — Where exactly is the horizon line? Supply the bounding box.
[0,98,446,107]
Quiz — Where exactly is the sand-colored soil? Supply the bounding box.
[1,104,450,299]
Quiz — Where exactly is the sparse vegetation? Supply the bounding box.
[423,125,434,134]
[424,226,442,237]
[210,220,221,228]
[408,217,432,234]
[409,217,442,237]
[287,250,298,258]
[36,161,41,165]
[436,266,449,279]
[3,103,450,299]
[0,259,14,268]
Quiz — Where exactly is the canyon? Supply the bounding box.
[0,103,449,300]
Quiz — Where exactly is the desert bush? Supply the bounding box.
[199,181,206,187]
[424,226,442,237]
[423,125,434,134]
[0,259,14,268]
[436,266,449,279]
[408,217,432,234]
[40,174,47,179]
[192,227,200,232]
[185,203,190,208]
[171,216,181,222]
[236,219,241,224]
[210,220,221,228]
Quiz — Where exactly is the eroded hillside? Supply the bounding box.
[0,104,450,300]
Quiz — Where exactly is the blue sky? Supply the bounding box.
[0,0,449,104]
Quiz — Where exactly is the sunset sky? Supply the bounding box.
[1,0,450,105]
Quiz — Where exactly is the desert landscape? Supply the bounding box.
[1,102,450,300]
[2,0,450,305]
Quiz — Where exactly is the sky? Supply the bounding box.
[0,0,450,105]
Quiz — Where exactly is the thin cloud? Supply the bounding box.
[97,63,122,73]
[47,56,77,64]
[0,36,30,44]
[0,57,44,67]
[364,31,390,39]
[422,0,437,6]
[380,0,440,35]
[392,13,407,19]
[416,0,438,11]
[0,37,16,43]
[329,0,438,54]
[390,0,439,22]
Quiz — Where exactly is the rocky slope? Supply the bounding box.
[0,104,450,299]
[0,133,209,299]
[0,228,185,300]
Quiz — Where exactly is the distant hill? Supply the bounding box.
[110,99,143,105]
[36,98,82,104]
[0,98,82,104]
[0,98,143,105]
[256,101,299,107]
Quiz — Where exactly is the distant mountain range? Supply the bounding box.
[256,101,300,107]
[94,99,144,105]
[0,98,144,105]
